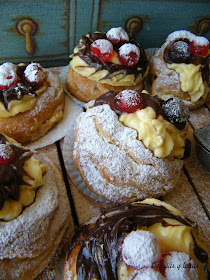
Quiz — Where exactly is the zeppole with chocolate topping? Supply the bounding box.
[64,198,209,280]
[0,133,70,279]
[150,30,210,110]
[66,27,149,102]
[72,89,190,203]
[0,62,65,143]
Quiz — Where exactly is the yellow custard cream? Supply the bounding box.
[117,199,208,280]
[0,81,48,118]
[70,54,144,86]
[0,156,47,221]
[167,63,208,103]
[119,106,187,159]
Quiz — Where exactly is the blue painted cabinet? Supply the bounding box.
[0,0,209,66]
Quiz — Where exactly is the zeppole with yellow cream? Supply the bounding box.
[66,27,149,102]
[0,62,64,143]
[150,30,209,109]
[73,89,190,203]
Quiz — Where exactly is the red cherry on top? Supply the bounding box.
[106,27,129,45]
[118,43,140,67]
[0,144,16,164]
[23,63,45,89]
[90,39,113,62]
[189,41,209,57]
[114,90,144,114]
[0,76,19,90]
[0,62,19,90]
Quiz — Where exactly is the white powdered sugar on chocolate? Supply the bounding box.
[24,62,45,83]
[0,144,14,159]
[150,30,209,108]
[134,268,165,280]
[121,230,160,269]
[162,97,190,124]
[0,62,18,87]
[166,30,209,46]
[165,252,199,280]
[73,104,183,203]
[106,27,129,42]
[119,43,140,58]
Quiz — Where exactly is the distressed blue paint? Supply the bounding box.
[0,0,209,65]
[0,0,68,63]
[99,0,210,48]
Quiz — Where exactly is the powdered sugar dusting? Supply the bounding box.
[166,30,209,46]
[115,89,142,111]
[119,43,140,58]
[165,252,199,280]
[106,27,129,42]
[24,62,45,83]
[72,104,183,203]
[0,62,18,87]
[0,144,14,159]
[121,230,160,269]
[134,268,165,280]
[162,97,190,124]
[91,39,113,54]
[0,153,71,279]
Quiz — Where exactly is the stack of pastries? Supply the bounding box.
[63,27,209,280]
[0,26,209,279]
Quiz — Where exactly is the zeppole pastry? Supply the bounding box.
[0,133,70,279]
[0,62,65,143]
[73,89,190,203]
[64,198,209,280]
[150,30,209,109]
[66,27,149,102]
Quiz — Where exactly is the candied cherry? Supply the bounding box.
[169,41,190,63]
[0,144,16,164]
[114,90,144,114]
[106,27,129,45]
[90,39,113,62]
[0,62,19,90]
[118,43,140,67]
[23,63,45,89]
[189,41,209,57]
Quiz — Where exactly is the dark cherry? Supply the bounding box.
[169,41,190,63]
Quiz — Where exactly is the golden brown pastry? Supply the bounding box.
[63,198,209,280]
[0,133,70,279]
[73,89,190,203]
[0,62,65,143]
[66,27,149,102]
[150,30,209,110]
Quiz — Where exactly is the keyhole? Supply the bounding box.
[16,18,37,55]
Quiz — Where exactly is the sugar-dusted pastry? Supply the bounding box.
[72,89,190,203]
[63,198,209,280]
[150,30,209,109]
[0,133,70,279]
[66,27,149,102]
[0,62,65,143]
